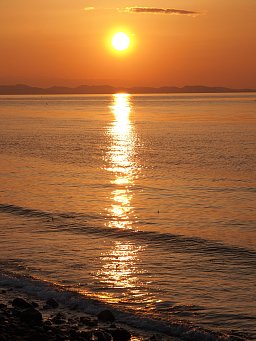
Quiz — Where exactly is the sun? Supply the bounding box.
[112,32,130,51]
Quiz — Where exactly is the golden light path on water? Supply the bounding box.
[95,94,158,310]
[107,93,137,229]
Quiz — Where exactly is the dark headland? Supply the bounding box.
[0,84,255,95]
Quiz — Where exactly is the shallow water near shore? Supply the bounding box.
[0,93,256,339]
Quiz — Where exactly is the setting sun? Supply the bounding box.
[112,32,130,51]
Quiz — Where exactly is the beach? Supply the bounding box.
[0,279,247,341]
[1,281,177,341]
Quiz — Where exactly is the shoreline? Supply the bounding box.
[0,277,248,341]
[0,282,178,341]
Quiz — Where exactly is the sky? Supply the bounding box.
[0,0,256,88]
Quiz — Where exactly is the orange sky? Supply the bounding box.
[0,0,256,88]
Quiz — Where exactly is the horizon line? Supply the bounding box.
[0,83,255,95]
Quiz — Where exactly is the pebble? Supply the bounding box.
[97,309,115,323]
[19,307,43,325]
[12,297,32,309]
[107,327,131,341]
[46,298,59,308]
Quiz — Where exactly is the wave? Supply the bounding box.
[0,203,101,221]
[1,203,256,267]
[0,272,247,341]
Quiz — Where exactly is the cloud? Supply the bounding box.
[83,7,95,11]
[82,6,200,16]
[120,7,199,16]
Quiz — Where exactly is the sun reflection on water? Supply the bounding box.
[97,241,143,299]
[105,93,138,229]
[94,94,153,307]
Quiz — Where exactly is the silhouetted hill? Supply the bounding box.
[0,84,118,95]
[0,84,255,95]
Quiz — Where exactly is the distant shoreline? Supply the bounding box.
[0,84,255,95]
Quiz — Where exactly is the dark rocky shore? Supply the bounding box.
[0,287,177,341]
[0,283,247,341]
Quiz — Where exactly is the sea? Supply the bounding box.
[0,93,255,340]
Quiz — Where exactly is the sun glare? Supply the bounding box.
[112,32,130,51]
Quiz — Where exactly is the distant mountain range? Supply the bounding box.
[0,84,255,95]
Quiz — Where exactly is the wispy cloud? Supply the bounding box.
[83,6,200,16]
[83,7,95,11]
[120,7,200,16]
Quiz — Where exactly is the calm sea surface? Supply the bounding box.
[0,93,255,339]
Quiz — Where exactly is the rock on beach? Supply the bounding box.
[19,307,43,324]
[12,297,32,309]
[97,309,115,323]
